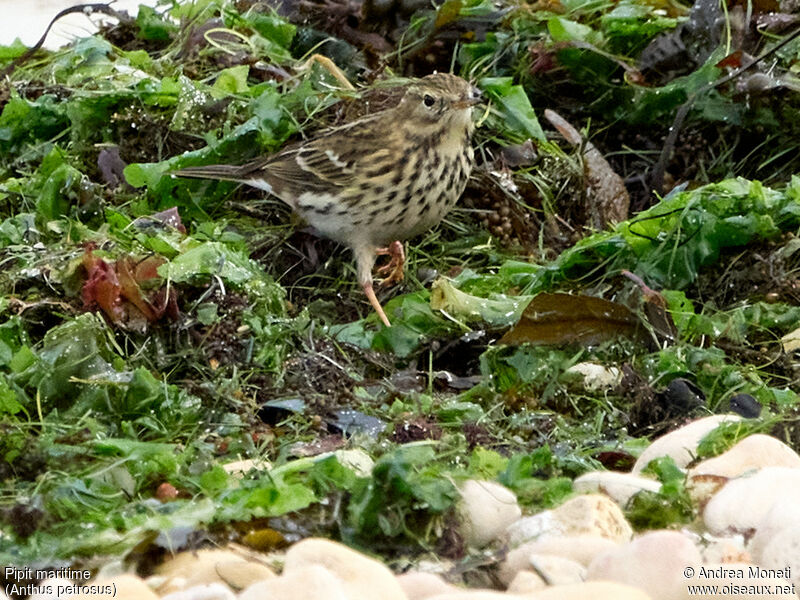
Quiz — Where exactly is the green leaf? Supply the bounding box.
[211,66,251,99]
[123,161,170,189]
[36,162,86,221]
[159,241,266,286]
[547,17,602,44]
[196,303,220,325]
[627,456,693,529]
[199,466,231,496]
[244,12,296,47]
[137,5,177,41]
[0,39,28,61]
[479,77,545,142]
[0,376,23,416]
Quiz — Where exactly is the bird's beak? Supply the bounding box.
[454,85,483,109]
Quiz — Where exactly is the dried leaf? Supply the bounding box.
[81,249,173,327]
[82,250,124,322]
[499,293,646,346]
[435,0,462,29]
[781,326,800,353]
[622,270,678,342]
[241,528,287,551]
[716,49,743,69]
[544,109,629,228]
[97,146,128,189]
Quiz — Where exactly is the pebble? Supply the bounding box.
[586,530,701,600]
[632,415,741,474]
[527,581,652,600]
[283,538,407,600]
[396,571,459,599]
[699,534,749,564]
[457,479,521,547]
[332,449,375,476]
[752,530,800,589]
[499,534,618,584]
[688,434,800,479]
[29,578,74,600]
[154,548,274,595]
[160,582,235,600]
[507,494,633,548]
[749,498,800,587]
[223,459,271,477]
[238,565,348,600]
[703,467,800,535]
[506,570,545,593]
[425,592,528,600]
[564,363,622,391]
[525,554,585,585]
[65,574,158,600]
[572,471,661,506]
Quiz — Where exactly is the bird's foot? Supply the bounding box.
[375,241,405,287]
[363,281,391,327]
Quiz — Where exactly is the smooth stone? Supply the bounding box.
[703,467,800,535]
[426,592,529,600]
[688,434,800,479]
[238,565,347,600]
[458,480,522,548]
[160,583,235,600]
[529,581,652,600]
[699,534,749,564]
[499,535,618,584]
[754,530,800,588]
[283,538,406,600]
[332,449,375,477]
[686,563,796,599]
[30,578,74,600]
[748,498,800,587]
[749,497,800,574]
[573,471,661,506]
[565,363,622,391]
[686,473,729,508]
[526,554,585,585]
[396,571,459,600]
[506,570,545,594]
[223,459,270,476]
[215,559,275,591]
[632,415,741,474]
[66,574,158,600]
[586,530,701,600]
[155,548,275,595]
[507,494,633,548]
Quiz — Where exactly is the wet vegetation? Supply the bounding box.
[1,0,800,575]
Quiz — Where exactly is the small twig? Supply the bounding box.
[8,297,76,315]
[650,26,800,197]
[1,2,124,78]
[298,54,355,90]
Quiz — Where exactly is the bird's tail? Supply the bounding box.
[172,164,250,182]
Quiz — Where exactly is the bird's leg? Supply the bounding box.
[375,240,405,287]
[362,281,391,327]
[356,246,391,327]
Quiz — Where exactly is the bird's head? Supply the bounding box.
[397,73,482,133]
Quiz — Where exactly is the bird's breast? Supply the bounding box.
[291,123,474,251]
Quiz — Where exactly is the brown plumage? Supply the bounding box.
[174,73,481,326]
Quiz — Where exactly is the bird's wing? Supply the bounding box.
[241,111,390,198]
[267,139,359,189]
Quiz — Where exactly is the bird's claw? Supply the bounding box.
[375,241,405,287]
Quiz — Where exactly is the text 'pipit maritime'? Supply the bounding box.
[174,73,481,326]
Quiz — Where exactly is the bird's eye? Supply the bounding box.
[423,94,436,107]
